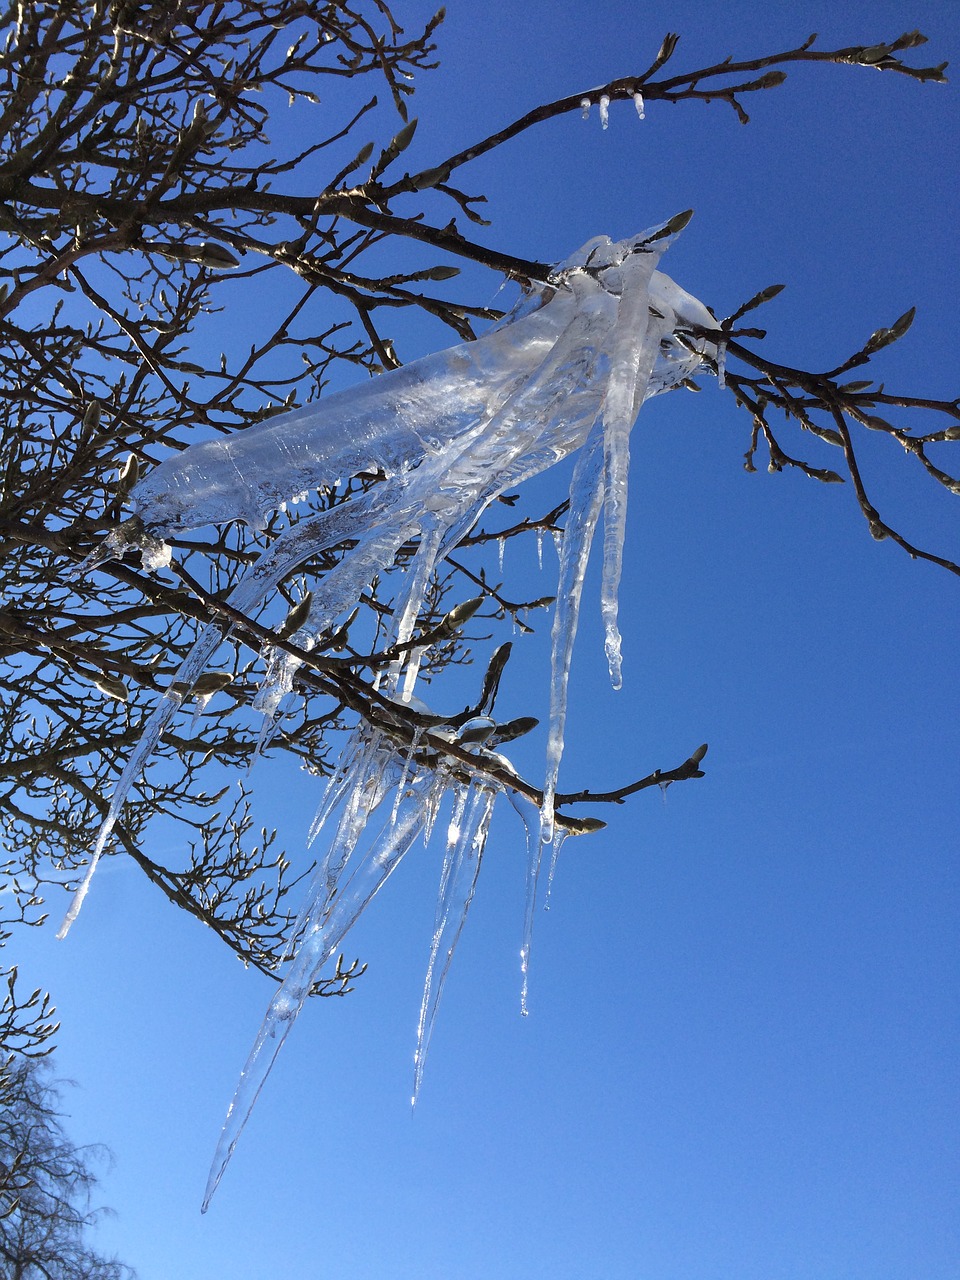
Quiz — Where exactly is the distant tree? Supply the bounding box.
[0,1053,133,1280]
[0,2,954,1062]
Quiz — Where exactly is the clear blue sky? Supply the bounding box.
[15,3,959,1277]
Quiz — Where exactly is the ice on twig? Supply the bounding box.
[580,97,591,120]
[599,94,610,129]
[69,222,714,1198]
[633,90,645,120]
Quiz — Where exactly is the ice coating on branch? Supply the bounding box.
[67,222,715,1200]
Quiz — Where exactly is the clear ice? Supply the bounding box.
[66,221,716,1202]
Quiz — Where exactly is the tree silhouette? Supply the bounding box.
[0,1054,133,1280]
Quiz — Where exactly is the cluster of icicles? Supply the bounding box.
[62,219,716,1208]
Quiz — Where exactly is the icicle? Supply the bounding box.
[599,251,664,690]
[284,731,397,956]
[599,94,610,130]
[421,769,447,847]
[253,647,301,717]
[306,732,364,848]
[544,827,571,911]
[536,528,544,571]
[412,782,496,1103]
[540,421,606,850]
[497,536,505,575]
[508,791,542,1017]
[203,772,432,1212]
[633,90,645,119]
[252,647,302,757]
[397,645,426,705]
[580,97,590,120]
[311,732,393,907]
[57,682,189,938]
[716,337,727,391]
[384,520,444,696]
[191,692,213,723]
[390,732,421,827]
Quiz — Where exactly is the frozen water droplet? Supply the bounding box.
[580,97,590,120]
[599,94,610,130]
[633,90,645,120]
[140,536,171,574]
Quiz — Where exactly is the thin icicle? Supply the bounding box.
[310,732,393,907]
[633,90,645,119]
[285,731,396,954]
[253,646,303,717]
[580,97,590,120]
[251,648,303,757]
[716,337,727,390]
[390,732,421,827]
[57,683,186,937]
[384,519,444,696]
[544,827,571,911]
[540,421,606,850]
[508,790,542,1016]
[306,732,364,848]
[599,94,610,129]
[421,768,447,847]
[412,781,496,1103]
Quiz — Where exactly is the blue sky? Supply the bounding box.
[13,3,959,1277]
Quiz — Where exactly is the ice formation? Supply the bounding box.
[63,219,716,1205]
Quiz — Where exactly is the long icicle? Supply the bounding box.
[540,420,607,850]
[599,251,660,690]
[412,781,497,1103]
[509,790,542,1016]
